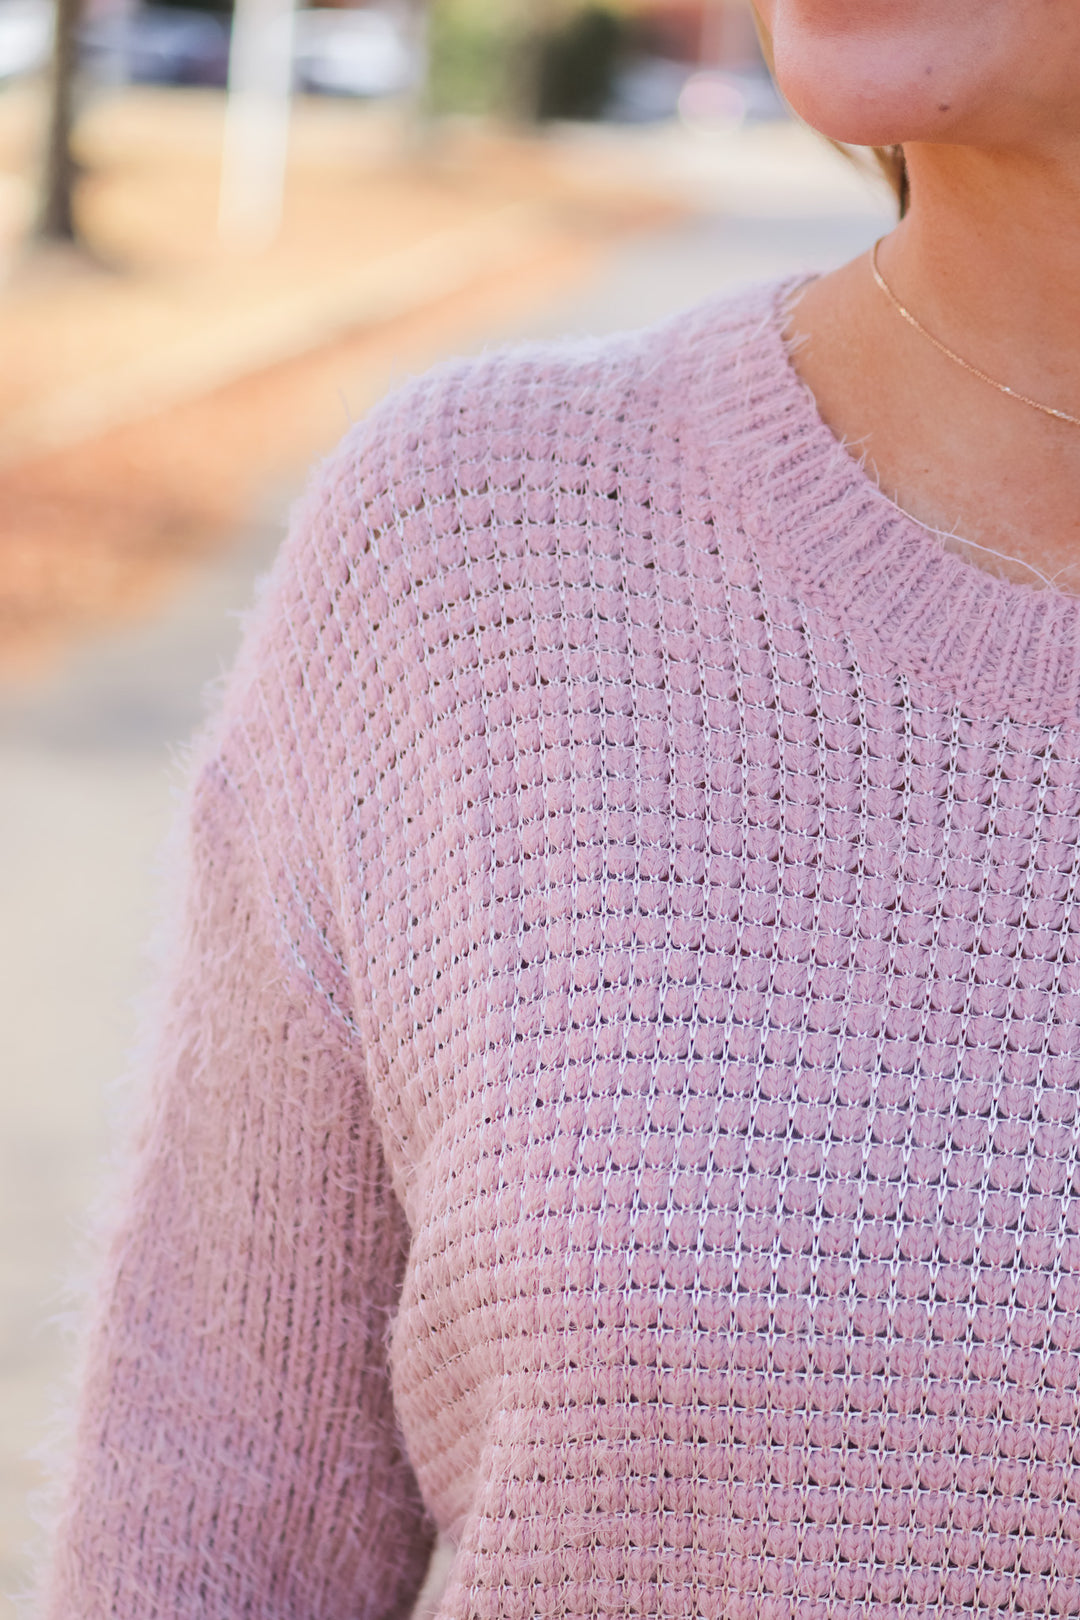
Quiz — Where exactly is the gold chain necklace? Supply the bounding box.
[870,237,1080,429]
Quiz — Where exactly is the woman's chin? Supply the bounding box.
[775,74,954,149]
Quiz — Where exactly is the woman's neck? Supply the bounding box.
[896,143,1080,405]
[783,140,1080,592]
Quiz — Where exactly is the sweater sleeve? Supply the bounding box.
[40,735,435,1618]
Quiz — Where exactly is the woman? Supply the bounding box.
[43,3,1080,1616]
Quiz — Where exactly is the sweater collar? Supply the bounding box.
[685,276,1080,729]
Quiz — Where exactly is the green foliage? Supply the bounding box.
[536,5,625,121]
[425,0,512,117]
[425,1,628,124]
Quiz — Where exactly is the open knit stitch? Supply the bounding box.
[44,278,1080,1620]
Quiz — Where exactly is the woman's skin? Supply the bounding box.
[757,0,1080,589]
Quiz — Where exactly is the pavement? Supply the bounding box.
[0,114,891,1617]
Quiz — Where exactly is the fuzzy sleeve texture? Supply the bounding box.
[39,456,436,1619]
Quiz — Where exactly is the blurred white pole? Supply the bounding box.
[218,0,296,247]
[396,0,430,147]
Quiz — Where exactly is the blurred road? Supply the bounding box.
[0,130,891,1616]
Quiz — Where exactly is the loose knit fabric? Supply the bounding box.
[44,279,1080,1620]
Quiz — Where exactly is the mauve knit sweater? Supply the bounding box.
[44,279,1080,1620]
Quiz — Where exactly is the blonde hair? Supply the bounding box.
[751,8,909,217]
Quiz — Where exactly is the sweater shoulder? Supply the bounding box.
[211,276,796,755]
[304,276,793,580]
[188,279,796,1027]
[316,323,666,559]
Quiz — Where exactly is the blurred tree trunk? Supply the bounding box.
[38,0,83,243]
[503,0,560,124]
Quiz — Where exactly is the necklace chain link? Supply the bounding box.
[870,238,1080,430]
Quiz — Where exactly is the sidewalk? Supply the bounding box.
[0,108,893,1616]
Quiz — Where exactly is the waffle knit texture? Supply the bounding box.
[42,279,1080,1620]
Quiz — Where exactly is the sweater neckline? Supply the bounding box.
[686,276,1080,728]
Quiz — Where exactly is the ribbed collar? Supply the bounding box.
[682,277,1080,728]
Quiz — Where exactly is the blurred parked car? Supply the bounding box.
[291,7,418,98]
[79,5,230,86]
[677,67,784,128]
[74,2,416,95]
[605,55,688,124]
[606,57,783,126]
[0,0,51,82]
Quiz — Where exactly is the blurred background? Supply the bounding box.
[0,0,894,1610]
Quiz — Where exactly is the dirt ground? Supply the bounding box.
[0,87,682,670]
